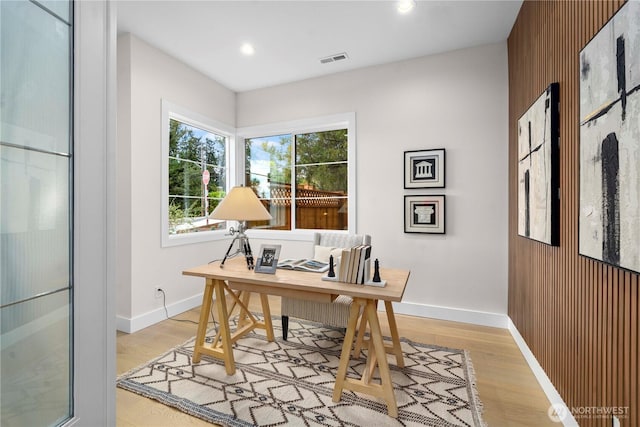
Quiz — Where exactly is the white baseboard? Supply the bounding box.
[116,293,203,333]
[388,300,509,329]
[507,318,578,427]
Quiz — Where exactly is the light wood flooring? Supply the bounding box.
[117,296,556,426]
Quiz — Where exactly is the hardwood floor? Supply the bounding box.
[117,296,555,426]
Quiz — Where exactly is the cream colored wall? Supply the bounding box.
[237,43,509,322]
[117,36,508,330]
[116,34,236,330]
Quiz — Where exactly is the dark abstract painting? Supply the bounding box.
[579,1,640,273]
[517,83,559,245]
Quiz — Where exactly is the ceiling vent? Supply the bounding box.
[320,52,349,64]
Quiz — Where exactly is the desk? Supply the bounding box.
[183,257,410,417]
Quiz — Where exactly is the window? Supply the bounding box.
[162,101,232,246]
[240,113,356,234]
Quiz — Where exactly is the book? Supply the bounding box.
[338,248,351,281]
[356,245,372,284]
[332,245,373,284]
[277,258,330,273]
[350,245,364,283]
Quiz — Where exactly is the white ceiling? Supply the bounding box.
[116,0,522,93]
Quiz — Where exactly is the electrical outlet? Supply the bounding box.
[155,288,164,299]
[612,415,620,427]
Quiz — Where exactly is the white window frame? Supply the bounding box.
[236,112,356,241]
[161,99,235,247]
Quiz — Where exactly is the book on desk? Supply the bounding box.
[278,258,330,273]
[330,244,371,284]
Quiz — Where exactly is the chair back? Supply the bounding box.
[314,232,371,248]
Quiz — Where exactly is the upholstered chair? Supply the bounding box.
[281,232,371,340]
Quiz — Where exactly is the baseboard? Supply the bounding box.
[388,301,509,329]
[116,293,203,333]
[507,318,579,427]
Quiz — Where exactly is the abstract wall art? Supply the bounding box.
[579,1,640,273]
[517,82,560,245]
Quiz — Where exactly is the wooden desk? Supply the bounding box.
[183,257,410,417]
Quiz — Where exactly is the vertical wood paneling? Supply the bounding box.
[508,1,638,426]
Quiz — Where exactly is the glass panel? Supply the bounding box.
[294,130,348,230]
[245,135,292,230]
[169,196,226,233]
[295,199,348,230]
[0,145,70,306]
[168,158,207,216]
[0,1,71,154]
[0,1,72,424]
[168,119,226,235]
[295,163,348,193]
[295,162,348,230]
[295,129,347,164]
[35,0,71,23]
[0,290,71,427]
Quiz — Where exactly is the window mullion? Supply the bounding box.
[291,133,297,231]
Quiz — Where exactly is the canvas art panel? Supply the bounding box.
[404,149,445,188]
[579,1,640,273]
[404,195,445,234]
[517,82,559,245]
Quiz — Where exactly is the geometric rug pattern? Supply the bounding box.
[117,317,486,426]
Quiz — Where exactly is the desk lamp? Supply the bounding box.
[210,186,272,269]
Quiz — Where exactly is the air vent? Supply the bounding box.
[319,52,349,64]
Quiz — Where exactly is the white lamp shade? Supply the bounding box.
[210,186,272,221]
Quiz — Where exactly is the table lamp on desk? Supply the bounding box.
[210,186,272,269]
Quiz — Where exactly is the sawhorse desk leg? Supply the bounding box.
[191,279,274,375]
[353,300,404,368]
[333,298,399,418]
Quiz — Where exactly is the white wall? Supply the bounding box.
[116,34,236,331]
[237,43,509,325]
[117,38,509,331]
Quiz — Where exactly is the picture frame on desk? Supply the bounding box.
[404,194,445,234]
[255,244,281,274]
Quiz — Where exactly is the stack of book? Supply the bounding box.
[338,245,372,284]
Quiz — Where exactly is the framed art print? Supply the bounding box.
[255,244,281,274]
[404,195,445,234]
[404,149,445,188]
[517,82,560,246]
[579,1,640,273]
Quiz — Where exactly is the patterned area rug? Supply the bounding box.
[117,317,486,426]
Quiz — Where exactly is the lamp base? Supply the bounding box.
[220,222,254,269]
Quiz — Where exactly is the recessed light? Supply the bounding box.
[397,0,416,14]
[240,43,255,56]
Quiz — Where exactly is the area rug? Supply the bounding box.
[117,317,486,427]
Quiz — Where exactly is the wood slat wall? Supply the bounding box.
[507,1,639,426]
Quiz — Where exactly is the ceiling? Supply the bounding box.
[116,0,522,93]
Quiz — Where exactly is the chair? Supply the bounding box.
[281,232,371,340]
